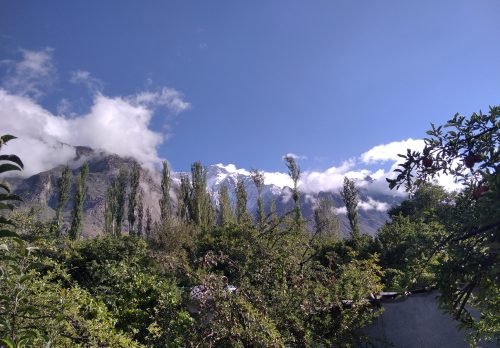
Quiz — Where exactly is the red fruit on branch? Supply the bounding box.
[422,157,433,168]
[472,185,489,199]
[464,154,476,168]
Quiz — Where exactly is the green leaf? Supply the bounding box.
[0,203,15,210]
[0,216,15,226]
[0,337,15,348]
[0,230,20,238]
[0,193,22,202]
[0,155,23,169]
[0,244,8,251]
[1,134,17,144]
[0,163,21,174]
[0,181,11,193]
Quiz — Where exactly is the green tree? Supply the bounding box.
[284,155,301,226]
[388,107,499,344]
[137,191,144,237]
[54,165,71,235]
[189,162,214,228]
[127,161,140,235]
[235,179,251,225]
[114,166,128,235]
[159,161,171,224]
[314,197,340,239]
[145,206,152,239]
[69,163,89,240]
[341,177,360,240]
[177,174,191,224]
[217,184,234,227]
[104,181,117,236]
[251,169,265,228]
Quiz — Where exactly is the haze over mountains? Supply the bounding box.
[9,145,404,237]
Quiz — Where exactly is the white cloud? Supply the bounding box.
[2,48,56,99]
[133,87,191,114]
[358,197,390,212]
[360,138,425,164]
[70,70,103,92]
[0,88,189,176]
[0,49,191,177]
[298,159,358,193]
[334,207,347,215]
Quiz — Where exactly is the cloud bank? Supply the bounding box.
[0,49,191,176]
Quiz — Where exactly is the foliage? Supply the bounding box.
[235,179,251,225]
[0,134,23,240]
[128,161,140,235]
[217,184,234,227]
[68,163,89,240]
[54,165,70,235]
[387,107,499,344]
[0,237,140,347]
[341,177,360,240]
[250,168,265,228]
[159,161,171,224]
[375,215,447,291]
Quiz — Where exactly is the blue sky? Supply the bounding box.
[1,0,500,174]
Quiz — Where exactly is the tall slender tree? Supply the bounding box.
[115,166,128,235]
[313,197,340,239]
[145,206,152,239]
[177,174,191,223]
[236,179,251,225]
[159,161,171,224]
[54,165,71,235]
[137,191,144,237]
[268,198,279,227]
[189,162,213,228]
[217,184,234,226]
[251,169,265,228]
[284,156,302,227]
[128,161,140,235]
[69,163,89,240]
[104,180,118,236]
[341,177,360,239]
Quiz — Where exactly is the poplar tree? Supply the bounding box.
[177,174,191,223]
[128,161,140,235]
[217,184,234,226]
[54,165,71,234]
[115,166,128,235]
[137,191,144,237]
[341,177,360,239]
[236,179,251,225]
[104,193,113,236]
[189,162,213,228]
[251,169,265,228]
[145,206,152,239]
[69,163,89,240]
[314,197,340,239]
[104,180,118,236]
[159,161,171,224]
[268,198,279,227]
[284,156,302,227]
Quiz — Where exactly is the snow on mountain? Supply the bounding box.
[10,147,404,237]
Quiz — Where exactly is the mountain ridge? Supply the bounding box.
[9,146,403,237]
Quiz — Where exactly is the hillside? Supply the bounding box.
[10,146,402,237]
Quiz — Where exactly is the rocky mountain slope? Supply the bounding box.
[8,147,403,237]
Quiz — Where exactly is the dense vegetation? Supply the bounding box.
[0,107,498,347]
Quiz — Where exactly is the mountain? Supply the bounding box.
[8,147,403,237]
